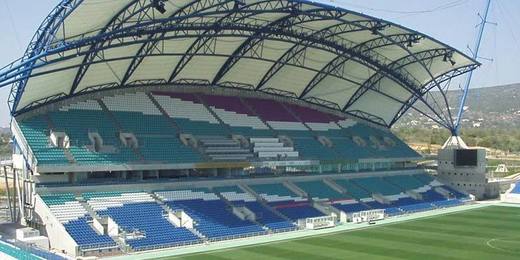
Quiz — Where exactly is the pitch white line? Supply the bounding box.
[485,237,519,253]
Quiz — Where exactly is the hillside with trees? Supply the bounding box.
[392,83,520,155]
[395,83,520,129]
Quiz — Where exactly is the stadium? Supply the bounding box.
[0,0,519,259]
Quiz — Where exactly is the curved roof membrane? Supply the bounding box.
[0,0,478,128]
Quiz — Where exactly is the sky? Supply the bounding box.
[0,0,519,127]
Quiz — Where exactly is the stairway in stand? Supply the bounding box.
[198,136,253,161]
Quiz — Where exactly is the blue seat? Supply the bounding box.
[241,201,295,231]
[94,201,200,251]
[332,203,370,213]
[63,217,116,249]
[513,182,520,194]
[432,199,463,208]
[166,199,265,240]
[269,201,325,221]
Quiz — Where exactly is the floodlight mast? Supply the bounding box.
[453,0,492,136]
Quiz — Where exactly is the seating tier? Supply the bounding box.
[20,91,419,166]
[156,190,265,239]
[40,194,116,250]
[352,177,402,196]
[512,182,520,194]
[293,181,345,201]
[85,192,200,250]
[214,186,295,231]
[269,201,325,221]
[332,202,370,213]
[18,117,69,165]
[384,175,425,191]
[333,179,372,199]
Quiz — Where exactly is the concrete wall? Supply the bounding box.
[437,148,487,199]
[33,195,78,257]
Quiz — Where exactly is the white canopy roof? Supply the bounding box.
[0,0,478,127]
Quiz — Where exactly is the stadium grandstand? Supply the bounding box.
[0,0,480,258]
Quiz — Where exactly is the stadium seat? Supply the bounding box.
[512,182,520,194]
[333,179,372,200]
[156,189,266,240]
[40,194,117,250]
[84,192,200,251]
[249,183,325,221]
[18,117,70,165]
[293,181,345,201]
[215,186,296,232]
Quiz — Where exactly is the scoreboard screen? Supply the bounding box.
[454,149,478,167]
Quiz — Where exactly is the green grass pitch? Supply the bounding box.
[167,206,520,260]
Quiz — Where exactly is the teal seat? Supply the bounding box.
[333,179,371,199]
[294,181,345,200]
[249,183,296,197]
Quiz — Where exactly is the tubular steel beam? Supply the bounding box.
[120,0,237,86]
[299,34,422,98]
[8,0,84,114]
[167,0,301,83]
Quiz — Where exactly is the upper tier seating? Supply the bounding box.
[198,136,253,161]
[198,95,273,137]
[156,190,265,240]
[50,100,138,164]
[284,103,344,124]
[249,183,324,221]
[139,136,202,163]
[290,137,337,160]
[250,138,298,159]
[40,194,116,250]
[152,92,228,136]
[102,93,203,164]
[85,192,200,251]
[329,137,375,159]
[18,117,70,165]
[242,97,299,122]
[215,186,295,231]
[293,181,345,201]
[21,91,419,166]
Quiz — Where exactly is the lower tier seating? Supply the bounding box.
[36,172,470,257]
[216,186,295,232]
[512,182,520,194]
[85,192,200,251]
[331,201,370,213]
[40,194,116,250]
[352,177,402,196]
[432,199,464,208]
[243,201,295,231]
[269,200,325,221]
[248,183,324,221]
[156,190,265,240]
[293,180,345,201]
[332,179,372,199]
